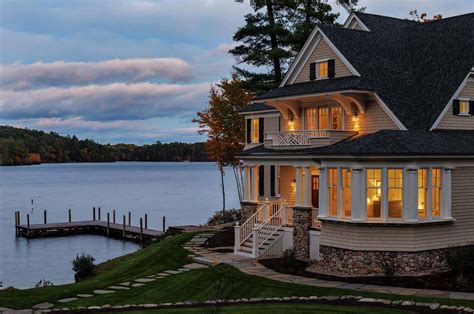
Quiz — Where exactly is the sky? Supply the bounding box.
[0,0,472,144]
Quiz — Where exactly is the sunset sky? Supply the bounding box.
[1,0,472,144]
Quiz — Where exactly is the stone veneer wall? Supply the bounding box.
[293,207,311,259]
[316,246,449,276]
[240,202,258,223]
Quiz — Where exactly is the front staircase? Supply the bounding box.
[234,200,288,258]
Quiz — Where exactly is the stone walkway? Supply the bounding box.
[191,236,474,302]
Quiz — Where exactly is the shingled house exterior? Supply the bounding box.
[233,12,474,276]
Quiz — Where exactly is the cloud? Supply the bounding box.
[0,58,192,90]
[212,42,238,56]
[0,82,211,121]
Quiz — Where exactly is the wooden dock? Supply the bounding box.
[14,208,166,244]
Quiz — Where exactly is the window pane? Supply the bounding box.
[318,62,328,78]
[418,169,428,218]
[318,107,329,130]
[367,169,381,219]
[305,108,317,130]
[388,169,403,218]
[328,168,338,216]
[251,118,259,143]
[460,101,469,114]
[331,107,342,130]
[432,168,442,217]
[342,168,351,217]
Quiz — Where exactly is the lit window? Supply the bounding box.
[251,118,259,143]
[418,169,428,219]
[331,107,342,130]
[367,169,382,219]
[318,61,328,78]
[318,106,329,130]
[460,100,470,115]
[328,168,338,216]
[432,168,442,217]
[305,108,317,130]
[388,169,403,218]
[342,168,351,218]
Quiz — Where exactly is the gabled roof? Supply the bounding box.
[255,12,474,131]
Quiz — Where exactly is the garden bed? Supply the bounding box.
[260,258,474,293]
[204,226,234,248]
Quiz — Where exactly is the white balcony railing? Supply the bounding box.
[265,130,329,146]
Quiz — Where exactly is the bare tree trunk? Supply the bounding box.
[219,162,226,216]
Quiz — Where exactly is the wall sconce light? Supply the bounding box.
[291,179,296,188]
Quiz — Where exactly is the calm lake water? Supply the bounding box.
[0,162,239,288]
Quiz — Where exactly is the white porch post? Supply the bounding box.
[405,168,419,222]
[442,168,453,220]
[318,167,328,217]
[351,168,363,221]
[275,166,280,196]
[234,222,241,253]
[303,167,312,207]
[243,166,250,202]
[250,166,259,202]
[295,166,303,207]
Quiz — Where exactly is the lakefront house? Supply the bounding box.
[234,12,474,276]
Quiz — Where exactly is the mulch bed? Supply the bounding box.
[260,258,474,293]
[204,226,234,248]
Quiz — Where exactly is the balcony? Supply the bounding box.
[265,130,357,148]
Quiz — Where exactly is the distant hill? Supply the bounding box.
[0,125,209,166]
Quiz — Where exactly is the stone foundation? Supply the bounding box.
[240,202,258,222]
[293,207,311,260]
[309,246,449,277]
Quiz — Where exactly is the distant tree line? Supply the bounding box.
[0,126,209,166]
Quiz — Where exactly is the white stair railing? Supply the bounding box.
[235,203,265,250]
[252,202,287,257]
[259,232,284,258]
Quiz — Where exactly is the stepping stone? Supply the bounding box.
[177,268,191,272]
[93,289,115,294]
[33,302,54,309]
[131,283,145,287]
[183,263,209,269]
[157,272,170,276]
[147,275,156,278]
[77,294,94,298]
[164,270,180,275]
[109,285,130,290]
[57,297,78,303]
[118,282,131,286]
[135,278,156,283]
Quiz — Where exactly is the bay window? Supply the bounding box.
[328,168,338,216]
[331,107,342,130]
[432,168,442,217]
[305,108,317,130]
[418,169,428,219]
[367,169,382,219]
[342,168,351,217]
[388,169,403,218]
[318,107,329,130]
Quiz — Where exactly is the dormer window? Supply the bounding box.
[309,59,335,80]
[453,99,472,116]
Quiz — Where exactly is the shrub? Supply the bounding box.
[207,208,240,226]
[72,253,96,281]
[381,260,395,277]
[446,246,474,285]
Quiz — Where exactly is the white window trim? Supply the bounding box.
[458,98,471,116]
[315,58,330,80]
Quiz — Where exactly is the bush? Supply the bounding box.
[35,279,53,288]
[72,253,96,281]
[446,246,474,285]
[381,260,395,277]
[207,208,240,226]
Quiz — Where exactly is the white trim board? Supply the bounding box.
[430,72,474,131]
[343,12,370,31]
[279,27,361,87]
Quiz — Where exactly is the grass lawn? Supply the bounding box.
[120,303,416,313]
[1,232,474,311]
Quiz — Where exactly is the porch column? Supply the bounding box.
[243,166,250,202]
[303,167,312,207]
[295,166,303,207]
[442,168,453,220]
[318,168,328,217]
[351,168,363,221]
[405,168,419,222]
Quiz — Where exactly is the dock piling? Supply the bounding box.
[98,207,101,220]
[107,213,110,237]
[113,209,116,224]
[68,209,72,223]
[27,214,30,238]
[145,214,148,229]
[14,211,19,237]
[122,215,126,239]
[128,212,131,226]
[43,210,47,224]
[162,216,166,233]
[93,207,96,220]
[140,218,143,243]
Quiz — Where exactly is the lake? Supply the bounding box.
[0,162,240,288]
